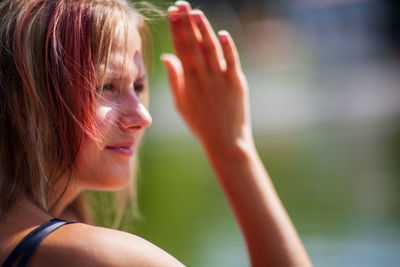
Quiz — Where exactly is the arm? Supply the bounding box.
[162,1,312,266]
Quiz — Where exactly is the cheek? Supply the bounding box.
[98,106,112,119]
[72,105,132,190]
[72,102,146,190]
[95,105,115,136]
[74,140,134,190]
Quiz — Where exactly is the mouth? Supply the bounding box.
[105,142,134,156]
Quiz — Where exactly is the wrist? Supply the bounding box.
[203,135,257,165]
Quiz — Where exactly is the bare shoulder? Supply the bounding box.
[31,222,184,267]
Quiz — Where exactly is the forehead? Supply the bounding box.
[98,21,144,80]
[113,19,142,54]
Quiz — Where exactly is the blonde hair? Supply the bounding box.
[0,0,152,224]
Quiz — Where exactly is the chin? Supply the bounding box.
[75,142,138,191]
[81,165,133,191]
[97,171,132,190]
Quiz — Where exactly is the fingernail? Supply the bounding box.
[175,0,190,13]
[190,10,202,24]
[175,1,190,7]
[168,6,179,12]
[218,30,229,43]
[168,6,179,22]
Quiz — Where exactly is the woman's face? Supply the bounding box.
[75,25,152,190]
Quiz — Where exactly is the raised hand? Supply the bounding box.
[162,1,253,154]
[162,2,312,266]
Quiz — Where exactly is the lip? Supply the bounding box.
[105,141,134,156]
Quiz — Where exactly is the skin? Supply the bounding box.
[45,23,153,216]
[74,25,151,192]
[161,1,312,266]
[0,1,312,266]
[0,19,181,267]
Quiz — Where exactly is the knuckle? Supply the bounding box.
[184,64,197,76]
[226,58,235,68]
[225,68,240,82]
[202,43,216,55]
[183,63,197,79]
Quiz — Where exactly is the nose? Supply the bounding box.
[119,91,152,132]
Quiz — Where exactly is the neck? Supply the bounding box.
[47,177,82,218]
[5,197,52,226]
[1,176,84,227]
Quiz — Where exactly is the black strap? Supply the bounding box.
[2,219,75,267]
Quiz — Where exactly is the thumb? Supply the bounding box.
[161,53,184,101]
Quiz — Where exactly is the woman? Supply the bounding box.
[0,0,311,266]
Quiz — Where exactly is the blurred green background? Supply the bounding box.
[99,0,400,266]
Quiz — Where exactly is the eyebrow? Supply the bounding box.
[136,74,147,82]
[103,70,147,83]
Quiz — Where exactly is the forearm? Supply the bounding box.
[163,2,311,265]
[205,141,312,267]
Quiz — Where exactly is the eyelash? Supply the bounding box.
[134,83,144,94]
[96,83,115,93]
[96,83,145,94]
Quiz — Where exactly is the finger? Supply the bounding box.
[161,54,184,101]
[191,10,225,72]
[174,1,207,75]
[168,6,197,77]
[218,30,242,75]
[168,6,188,66]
